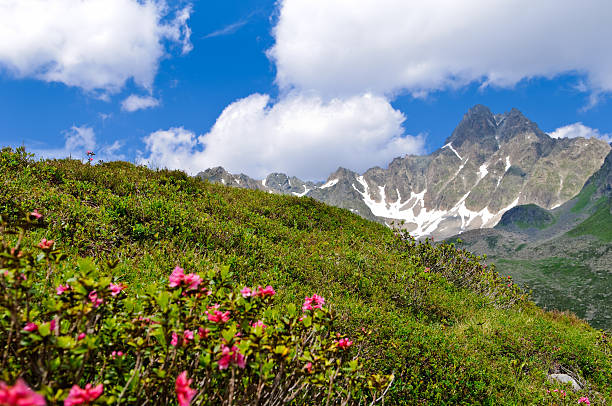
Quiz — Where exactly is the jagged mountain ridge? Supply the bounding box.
[198,105,611,239]
[447,149,612,328]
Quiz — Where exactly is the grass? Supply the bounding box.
[567,198,612,242]
[571,182,597,213]
[1,147,610,404]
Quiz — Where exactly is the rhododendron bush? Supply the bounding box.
[0,213,391,405]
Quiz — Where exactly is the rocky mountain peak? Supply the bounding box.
[445,104,497,149]
[496,108,547,142]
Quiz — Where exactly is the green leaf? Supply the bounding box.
[38,323,51,337]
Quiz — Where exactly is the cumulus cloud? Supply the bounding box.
[269,0,612,97]
[0,0,192,94]
[138,93,425,179]
[549,123,612,144]
[32,126,125,162]
[121,95,161,112]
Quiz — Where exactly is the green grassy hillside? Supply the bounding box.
[1,147,610,404]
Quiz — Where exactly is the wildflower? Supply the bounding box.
[183,330,194,341]
[175,372,196,406]
[218,345,246,370]
[251,320,267,330]
[182,273,202,290]
[578,397,591,405]
[207,310,231,323]
[108,283,126,296]
[110,351,124,359]
[424,267,430,272]
[24,322,38,332]
[198,327,210,339]
[336,338,353,349]
[38,239,54,250]
[56,284,70,295]
[304,362,313,374]
[30,210,43,220]
[171,332,179,347]
[255,285,276,297]
[240,287,252,298]
[169,267,185,288]
[64,383,103,406]
[77,333,86,341]
[302,294,325,311]
[168,267,202,290]
[88,291,102,307]
[0,379,46,406]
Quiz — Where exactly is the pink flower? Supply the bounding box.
[49,320,56,332]
[198,327,210,339]
[24,322,38,332]
[169,267,185,288]
[168,267,202,290]
[218,345,246,370]
[64,383,103,406]
[30,210,43,220]
[77,333,86,341]
[424,267,430,273]
[302,294,325,311]
[251,320,267,330]
[171,332,179,347]
[110,351,124,359]
[182,273,202,290]
[206,310,231,323]
[175,372,196,406]
[336,338,353,349]
[578,397,591,405]
[56,284,70,295]
[255,285,276,298]
[38,239,54,250]
[304,362,313,373]
[240,287,252,298]
[183,330,194,341]
[108,283,126,296]
[0,379,46,406]
[88,291,102,307]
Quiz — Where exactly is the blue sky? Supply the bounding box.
[1,0,612,180]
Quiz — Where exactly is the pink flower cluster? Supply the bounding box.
[251,320,267,330]
[175,372,196,406]
[335,338,353,350]
[169,267,202,290]
[218,345,246,370]
[0,379,46,406]
[64,383,103,406]
[88,291,103,307]
[56,284,70,295]
[38,238,54,250]
[30,210,43,220]
[302,294,325,311]
[109,282,126,296]
[578,397,591,405]
[110,351,124,359]
[206,304,231,323]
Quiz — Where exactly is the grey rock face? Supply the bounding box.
[548,374,582,391]
[196,105,611,240]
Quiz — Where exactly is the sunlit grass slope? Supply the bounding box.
[1,147,610,404]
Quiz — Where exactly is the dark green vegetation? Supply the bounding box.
[452,150,612,331]
[497,204,556,230]
[1,148,610,404]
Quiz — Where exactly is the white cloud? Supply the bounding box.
[121,95,161,112]
[0,0,192,94]
[549,123,612,144]
[269,0,612,97]
[32,126,125,162]
[139,93,425,179]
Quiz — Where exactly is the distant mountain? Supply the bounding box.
[198,105,610,240]
[450,150,612,329]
